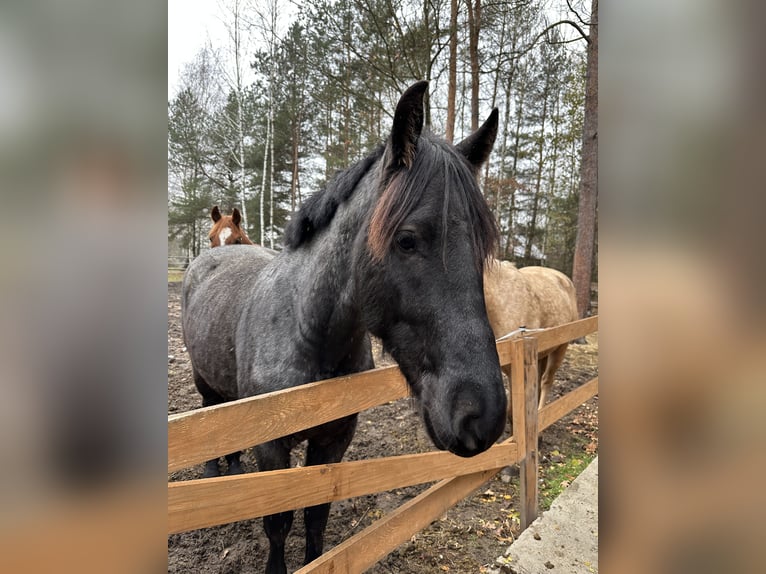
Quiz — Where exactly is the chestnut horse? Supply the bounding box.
[483,261,578,409]
[208,205,254,247]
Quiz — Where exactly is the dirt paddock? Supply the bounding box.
[167,280,598,573]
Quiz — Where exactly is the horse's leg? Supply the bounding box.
[536,355,548,408]
[539,344,569,409]
[224,452,243,475]
[254,440,293,574]
[303,415,358,565]
[501,365,513,436]
[192,370,228,478]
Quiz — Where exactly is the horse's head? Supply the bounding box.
[209,206,254,247]
[357,82,506,457]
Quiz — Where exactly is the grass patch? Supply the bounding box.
[168,269,184,283]
[539,448,596,511]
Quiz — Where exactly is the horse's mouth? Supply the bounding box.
[422,408,448,451]
[422,407,490,457]
[415,368,505,458]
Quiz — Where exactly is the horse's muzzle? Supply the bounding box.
[421,380,506,458]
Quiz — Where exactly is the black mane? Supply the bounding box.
[284,145,385,249]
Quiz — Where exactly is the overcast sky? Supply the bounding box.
[168,0,226,98]
[168,0,300,100]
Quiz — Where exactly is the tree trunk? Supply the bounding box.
[343,21,351,166]
[571,0,598,317]
[504,64,526,259]
[446,0,458,142]
[423,0,432,127]
[542,90,562,263]
[260,109,269,246]
[495,18,519,219]
[524,71,550,263]
[236,91,247,230]
[482,12,505,185]
[268,99,275,249]
[290,115,300,211]
[496,83,511,216]
[231,0,248,231]
[465,0,481,131]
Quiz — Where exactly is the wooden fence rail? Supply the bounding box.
[168,315,598,572]
[168,367,408,473]
[169,440,520,534]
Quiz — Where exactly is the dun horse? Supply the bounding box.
[483,261,578,408]
[182,82,505,574]
[208,205,253,247]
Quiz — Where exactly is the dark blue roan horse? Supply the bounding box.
[181,82,506,574]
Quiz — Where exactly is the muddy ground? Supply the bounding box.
[167,280,598,573]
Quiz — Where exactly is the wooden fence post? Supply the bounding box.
[510,337,539,531]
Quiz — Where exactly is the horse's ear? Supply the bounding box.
[232,208,241,226]
[389,81,428,169]
[456,108,499,173]
[211,206,222,222]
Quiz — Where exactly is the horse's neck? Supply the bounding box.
[292,187,375,362]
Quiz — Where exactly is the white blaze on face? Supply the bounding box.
[218,227,232,245]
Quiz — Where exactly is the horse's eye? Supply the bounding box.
[395,231,416,253]
[235,238,241,244]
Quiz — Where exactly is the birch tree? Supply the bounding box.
[215,0,254,232]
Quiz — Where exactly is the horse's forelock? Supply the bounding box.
[447,151,499,269]
[368,137,498,267]
[368,171,408,260]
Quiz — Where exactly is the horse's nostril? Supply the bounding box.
[452,395,487,456]
[448,385,505,457]
[459,413,482,453]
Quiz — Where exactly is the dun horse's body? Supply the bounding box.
[208,205,254,247]
[182,82,505,574]
[483,260,578,408]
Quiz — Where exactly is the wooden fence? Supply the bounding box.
[168,315,598,573]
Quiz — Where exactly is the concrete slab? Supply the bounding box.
[491,457,598,574]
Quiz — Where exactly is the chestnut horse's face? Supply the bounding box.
[208,206,254,247]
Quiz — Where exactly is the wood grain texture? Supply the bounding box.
[509,340,527,451]
[168,366,408,473]
[168,441,519,534]
[293,465,508,574]
[539,377,598,432]
[518,337,539,531]
[497,315,598,366]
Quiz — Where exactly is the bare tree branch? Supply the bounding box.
[537,19,590,45]
[550,37,585,45]
[566,0,590,27]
